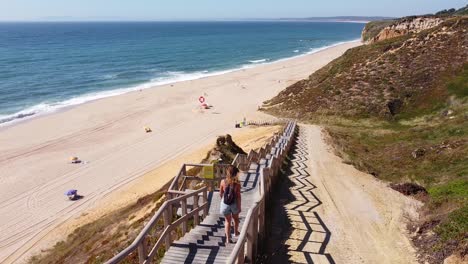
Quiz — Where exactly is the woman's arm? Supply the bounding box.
[237,184,242,212]
[219,180,224,197]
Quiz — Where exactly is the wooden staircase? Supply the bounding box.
[105,121,297,264]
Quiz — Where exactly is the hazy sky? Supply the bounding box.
[0,0,466,21]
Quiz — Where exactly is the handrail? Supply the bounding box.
[105,186,208,264]
[144,203,208,263]
[229,202,257,263]
[227,121,297,263]
[247,118,291,127]
[165,187,207,205]
[168,164,185,192]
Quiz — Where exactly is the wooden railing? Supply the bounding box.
[227,121,297,264]
[105,187,209,264]
[105,121,296,264]
[167,163,228,195]
[247,118,292,127]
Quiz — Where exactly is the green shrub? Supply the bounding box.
[429,180,468,203]
[435,205,468,243]
[447,64,468,98]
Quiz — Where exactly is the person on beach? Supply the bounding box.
[219,165,242,243]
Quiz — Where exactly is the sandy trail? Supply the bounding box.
[0,42,360,263]
[283,125,420,264]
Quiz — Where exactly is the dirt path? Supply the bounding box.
[267,124,421,264]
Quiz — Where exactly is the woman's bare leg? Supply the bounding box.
[233,213,240,235]
[225,214,232,241]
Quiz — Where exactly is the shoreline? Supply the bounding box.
[0,39,360,129]
[0,40,361,263]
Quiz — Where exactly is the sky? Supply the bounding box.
[0,0,466,21]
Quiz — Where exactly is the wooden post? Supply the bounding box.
[274,158,279,179]
[246,209,258,264]
[246,219,253,262]
[167,192,173,219]
[173,177,179,192]
[238,242,245,264]
[259,148,265,159]
[163,207,171,251]
[137,240,147,264]
[252,210,259,263]
[215,165,220,179]
[258,199,266,251]
[181,198,188,234]
[264,168,271,192]
[268,175,272,198]
[202,189,208,217]
[193,194,200,225]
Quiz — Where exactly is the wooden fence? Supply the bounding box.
[227,121,297,263]
[105,186,209,264]
[247,118,292,127]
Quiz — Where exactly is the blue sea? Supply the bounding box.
[0,21,364,126]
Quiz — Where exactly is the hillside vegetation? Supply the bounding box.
[264,15,467,264]
[266,17,467,120]
[437,5,468,16]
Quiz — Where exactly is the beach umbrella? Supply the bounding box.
[65,189,77,196]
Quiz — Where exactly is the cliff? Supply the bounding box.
[266,17,467,119]
[362,4,467,43]
[368,17,444,43]
[361,19,395,42]
[264,15,467,264]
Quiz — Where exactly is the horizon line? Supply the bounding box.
[0,16,395,23]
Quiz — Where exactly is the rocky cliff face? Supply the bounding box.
[367,17,444,43]
[265,17,467,119]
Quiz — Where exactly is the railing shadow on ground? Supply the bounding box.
[258,147,295,264]
[260,128,336,264]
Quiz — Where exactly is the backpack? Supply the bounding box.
[224,183,236,205]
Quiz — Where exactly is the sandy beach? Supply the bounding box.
[0,41,360,263]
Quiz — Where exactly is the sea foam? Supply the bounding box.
[0,69,244,127]
[0,39,361,127]
[248,59,268,64]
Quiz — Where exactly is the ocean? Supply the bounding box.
[0,21,364,126]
